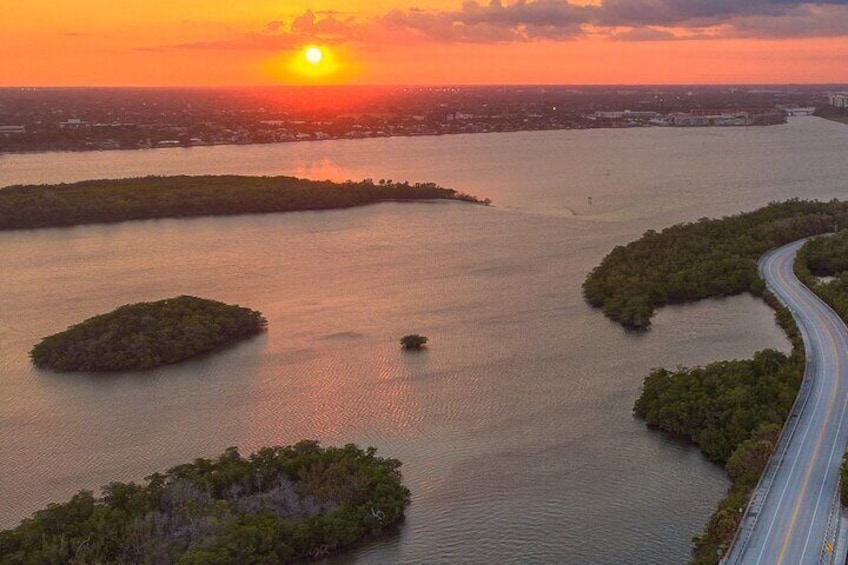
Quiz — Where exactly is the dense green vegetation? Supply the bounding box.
[798,229,848,278]
[0,441,410,564]
[0,175,489,231]
[583,199,848,329]
[400,334,428,350]
[30,296,267,372]
[842,457,848,508]
[635,296,804,565]
[795,234,848,325]
[588,203,834,562]
[635,348,800,464]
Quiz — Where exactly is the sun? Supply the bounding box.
[268,44,354,84]
[305,46,323,65]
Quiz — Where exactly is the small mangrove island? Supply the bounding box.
[0,441,411,564]
[0,174,490,231]
[400,334,428,350]
[582,199,848,564]
[30,295,267,372]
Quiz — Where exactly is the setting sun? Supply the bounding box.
[305,47,323,65]
[270,44,352,84]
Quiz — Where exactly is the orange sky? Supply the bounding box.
[2,0,847,86]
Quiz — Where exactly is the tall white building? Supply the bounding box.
[828,93,848,108]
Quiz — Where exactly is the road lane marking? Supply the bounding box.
[770,245,848,563]
[731,241,848,565]
[798,303,848,561]
[798,324,843,560]
[752,253,825,565]
[774,322,831,565]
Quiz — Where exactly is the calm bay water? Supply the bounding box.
[2,117,847,563]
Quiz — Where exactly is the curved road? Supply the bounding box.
[725,240,848,564]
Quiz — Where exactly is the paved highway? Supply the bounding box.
[724,240,848,565]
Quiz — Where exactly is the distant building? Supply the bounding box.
[594,110,658,120]
[96,139,121,150]
[828,93,848,109]
[660,110,784,127]
[91,122,138,129]
[783,107,816,116]
[59,118,87,128]
[0,125,25,134]
[663,112,749,127]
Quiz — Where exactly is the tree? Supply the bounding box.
[400,334,428,350]
[726,439,774,487]
[30,296,267,372]
[0,443,411,564]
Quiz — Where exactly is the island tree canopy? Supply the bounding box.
[30,295,267,372]
[584,199,848,329]
[0,441,411,564]
[400,334,428,350]
[0,175,488,231]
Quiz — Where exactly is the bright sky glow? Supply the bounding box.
[1,1,846,85]
[305,47,323,65]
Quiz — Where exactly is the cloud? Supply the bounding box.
[167,10,357,51]
[158,0,848,53]
[595,0,848,27]
[288,9,355,37]
[372,0,848,41]
[291,10,316,34]
[170,33,302,51]
[727,3,848,38]
[460,0,589,28]
[612,26,680,41]
[366,1,591,42]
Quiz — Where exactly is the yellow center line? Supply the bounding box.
[775,298,841,563]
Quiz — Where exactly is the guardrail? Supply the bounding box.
[720,250,817,564]
[720,369,815,564]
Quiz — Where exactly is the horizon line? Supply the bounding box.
[2,82,848,90]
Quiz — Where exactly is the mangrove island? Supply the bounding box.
[400,334,428,350]
[0,441,411,564]
[30,295,267,372]
[0,174,490,231]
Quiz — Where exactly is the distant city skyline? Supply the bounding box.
[3,0,848,86]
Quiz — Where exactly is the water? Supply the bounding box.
[2,116,847,564]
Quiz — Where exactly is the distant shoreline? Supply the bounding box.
[0,118,794,157]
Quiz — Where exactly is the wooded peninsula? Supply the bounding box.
[30,296,267,372]
[583,199,848,329]
[583,199,848,564]
[0,441,411,564]
[0,175,489,231]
